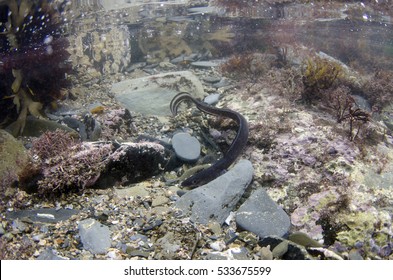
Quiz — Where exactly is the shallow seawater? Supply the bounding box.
[67,1,393,73]
[1,0,393,260]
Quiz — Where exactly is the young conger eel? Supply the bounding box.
[170,92,249,188]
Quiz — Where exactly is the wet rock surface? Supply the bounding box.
[171,132,201,163]
[175,160,254,224]
[236,188,291,238]
[111,71,205,116]
[6,209,79,224]
[78,218,111,255]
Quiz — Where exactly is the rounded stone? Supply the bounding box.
[171,132,201,163]
[204,93,220,105]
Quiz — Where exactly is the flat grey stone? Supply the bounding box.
[171,132,201,162]
[111,71,204,116]
[12,219,27,233]
[236,188,290,238]
[191,61,219,68]
[37,248,68,260]
[78,218,111,254]
[213,78,231,88]
[6,208,79,224]
[203,76,222,83]
[175,159,254,224]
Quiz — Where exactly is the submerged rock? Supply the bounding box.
[37,248,68,260]
[6,208,78,224]
[96,141,172,188]
[111,71,205,116]
[236,188,291,238]
[78,218,111,254]
[175,159,254,224]
[171,132,201,163]
[5,116,78,138]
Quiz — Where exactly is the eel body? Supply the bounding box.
[170,92,249,187]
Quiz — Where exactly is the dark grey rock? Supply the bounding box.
[213,78,231,88]
[84,115,102,141]
[37,248,68,260]
[78,218,111,254]
[171,132,201,163]
[6,208,78,224]
[12,219,27,233]
[203,76,222,83]
[204,253,228,260]
[236,188,290,238]
[175,160,254,224]
[130,234,149,243]
[96,141,172,188]
[204,93,220,105]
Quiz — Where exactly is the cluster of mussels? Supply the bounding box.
[0,0,71,136]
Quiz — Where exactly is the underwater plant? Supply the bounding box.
[326,86,371,141]
[220,52,273,82]
[0,0,72,136]
[301,56,343,103]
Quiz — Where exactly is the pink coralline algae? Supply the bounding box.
[37,142,114,195]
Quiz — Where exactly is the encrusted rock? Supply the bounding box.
[96,141,172,188]
[0,129,29,188]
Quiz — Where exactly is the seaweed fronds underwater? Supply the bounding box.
[0,0,72,136]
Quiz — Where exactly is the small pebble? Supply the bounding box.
[204,93,220,105]
[210,240,226,251]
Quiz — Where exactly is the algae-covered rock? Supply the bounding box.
[0,129,29,187]
[335,211,386,247]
